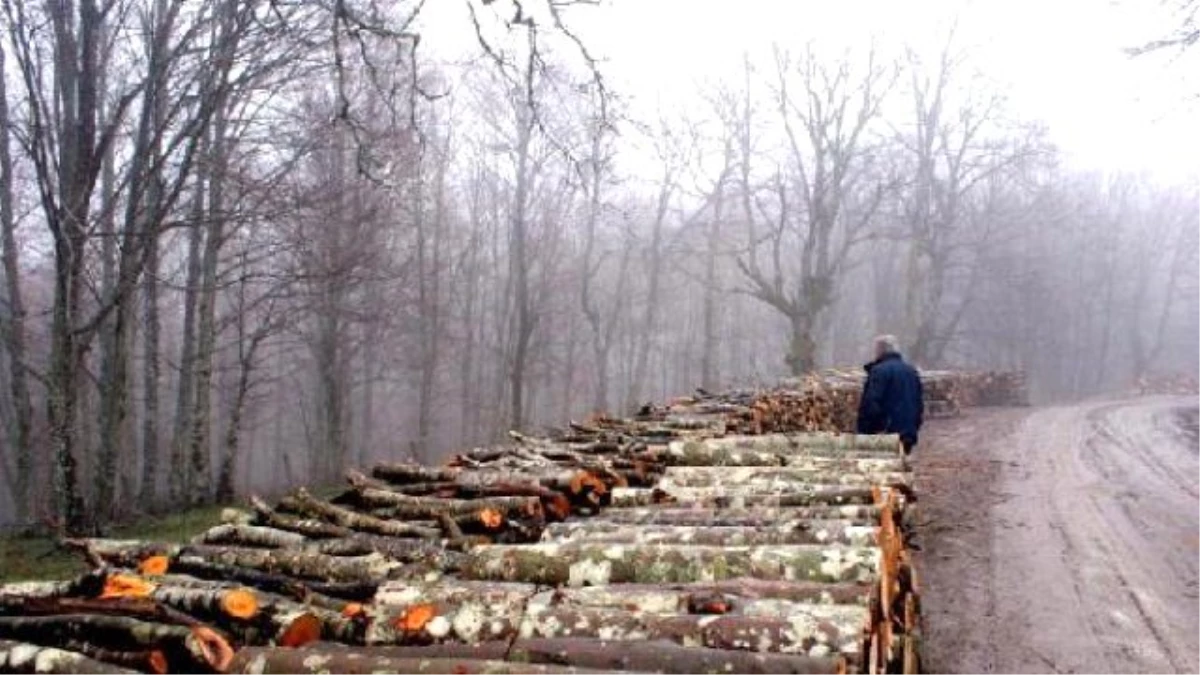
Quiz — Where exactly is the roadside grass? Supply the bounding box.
[0,504,230,583]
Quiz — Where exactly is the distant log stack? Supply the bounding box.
[1135,373,1199,396]
[0,371,1057,673]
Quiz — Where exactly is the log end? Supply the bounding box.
[189,625,235,673]
[99,573,156,599]
[278,612,323,648]
[137,555,170,576]
[221,588,259,620]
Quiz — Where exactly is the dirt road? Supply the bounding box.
[913,397,1199,673]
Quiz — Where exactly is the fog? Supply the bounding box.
[0,0,1195,531]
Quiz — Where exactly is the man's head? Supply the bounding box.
[873,334,900,359]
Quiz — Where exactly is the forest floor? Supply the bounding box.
[0,505,230,582]
[913,396,1200,674]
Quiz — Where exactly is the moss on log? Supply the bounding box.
[366,601,867,657]
[375,579,873,612]
[262,639,848,674]
[541,521,877,547]
[661,466,911,489]
[590,505,881,526]
[229,647,606,674]
[459,543,879,585]
[0,640,138,674]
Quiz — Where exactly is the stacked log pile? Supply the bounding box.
[1135,373,1199,396]
[0,389,928,674]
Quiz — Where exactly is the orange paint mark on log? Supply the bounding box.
[100,574,156,599]
[137,555,169,576]
[221,588,259,620]
[278,612,322,648]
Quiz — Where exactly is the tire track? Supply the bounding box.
[990,397,1199,674]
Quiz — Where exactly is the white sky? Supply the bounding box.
[419,0,1198,183]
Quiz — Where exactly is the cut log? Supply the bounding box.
[229,647,605,674]
[366,601,867,657]
[681,433,902,453]
[55,644,166,675]
[283,489,442,539]
[347,485,544,524]
[0,640,139,674]
[609,488,678,508]
[0,615,232,673]
[165,558,380,601]
[459,543,879,585]
[541,521,877,547]
[193,524,308,549]
[661,466,912,488]
[232,640,847,674]
[590,505,882,526]
[655,485,883,508]
[249,496,355,539]
[371,463,458,485]
[375,579,873,612]
[0,574,107,602]
[193,523,449,561]
[175,546,403,584]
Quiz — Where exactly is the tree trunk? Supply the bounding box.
[169,171,206,505]
[509,52,537,433]
[0,44,33,526]
[786,313,818,377]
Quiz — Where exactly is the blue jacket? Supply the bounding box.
[856,352,924,447]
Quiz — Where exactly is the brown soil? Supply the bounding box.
[911,397,1199,674]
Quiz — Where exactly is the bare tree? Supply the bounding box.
[736,45,893,375]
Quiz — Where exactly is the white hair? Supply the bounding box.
[874,334,900,355]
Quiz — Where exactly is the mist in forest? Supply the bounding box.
[0,0,1195,531]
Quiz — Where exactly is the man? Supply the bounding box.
[856,335,924,454]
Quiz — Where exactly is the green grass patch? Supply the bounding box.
[0,504,231,584]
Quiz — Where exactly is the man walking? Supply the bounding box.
[856,335,924,454]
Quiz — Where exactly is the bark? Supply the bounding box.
[0,640,138,674]
[195,523,450,562]
[659,443,905,471]
[169,176,206,504]
[281,489,442,538]
[154,558,379,602]
[0,44,33,526]
[592,505,882,527]
[661,466,912,489]
[508,49,537,433]
[347,485,544,523]
[175,547,405,584]
[0,615,231,673]
[541,521,877,547]
[374,579,873,612]
[249,495,355,539]
[229,648,604,675]
[653,484,884,508]
[365,601,866,657]
[682,433,903,453]
[306,639,847,674]
[193,524,307,549]
[459,543,879,585]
